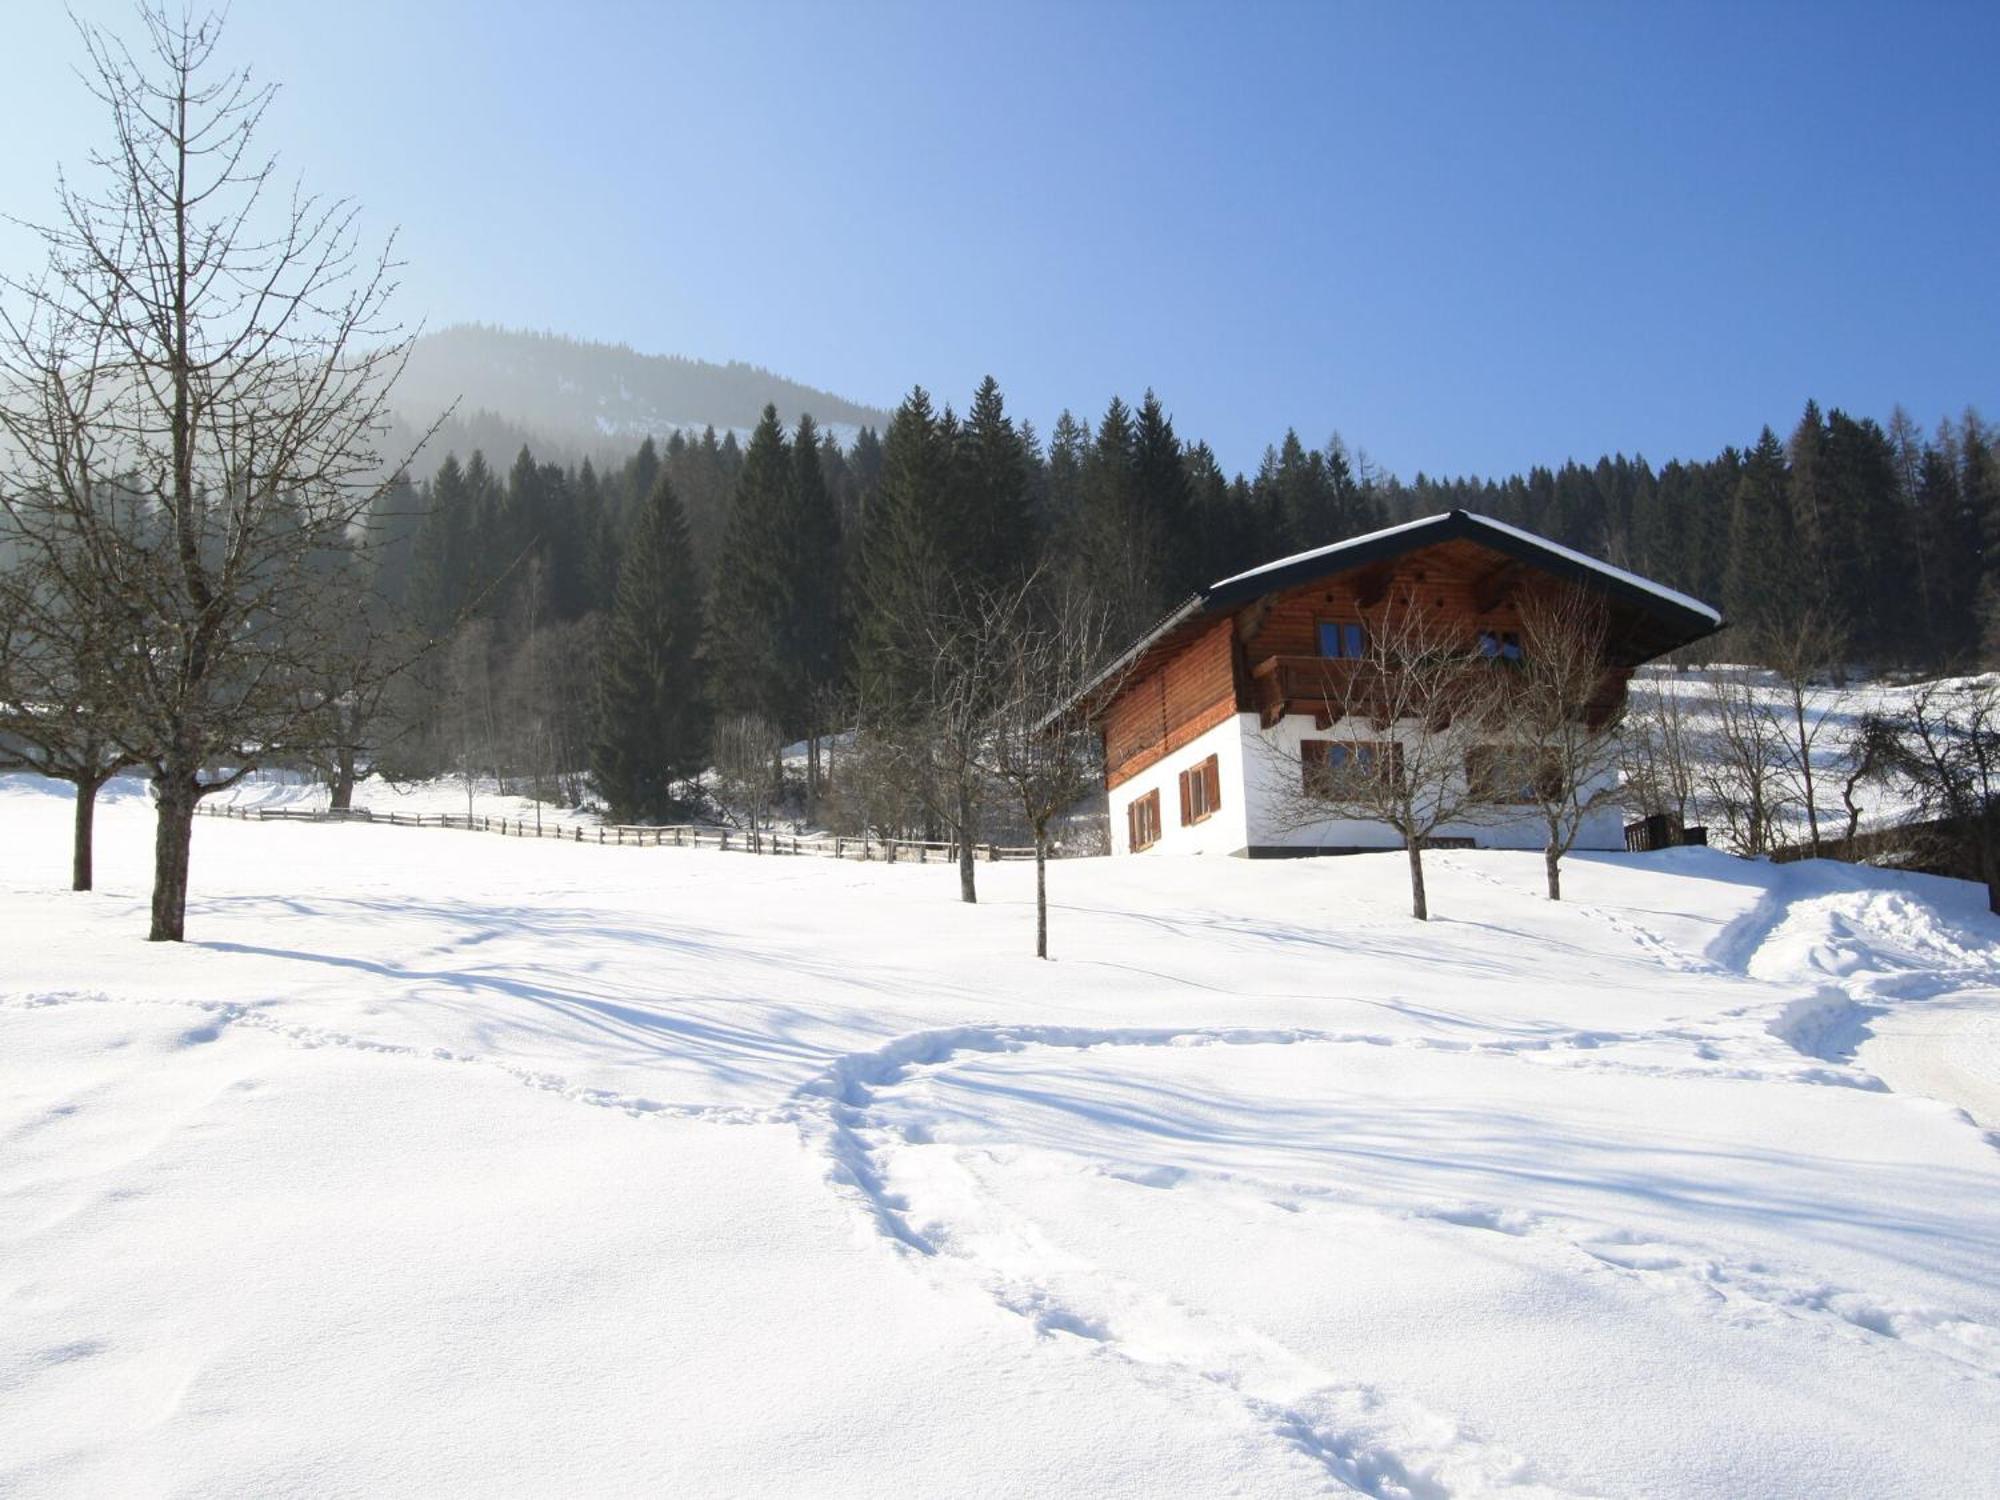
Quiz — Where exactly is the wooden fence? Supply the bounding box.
[1622,813,1710,853]
[196,803,1041,864]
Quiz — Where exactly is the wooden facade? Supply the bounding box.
[1087,513,1721,798]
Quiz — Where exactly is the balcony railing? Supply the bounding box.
[1249,653,1629,729]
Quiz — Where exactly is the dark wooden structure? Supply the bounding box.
[1075,510,1724,798]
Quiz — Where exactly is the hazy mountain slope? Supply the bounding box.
[391,325,889,471]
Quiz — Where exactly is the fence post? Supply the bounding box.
[987,843,998,862]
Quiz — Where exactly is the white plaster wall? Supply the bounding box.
[1238,712,1628,854]
[1107,714,1251,856]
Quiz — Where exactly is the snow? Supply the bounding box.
[1626,665,1978,847]
[206,768,603,830]
[4,777,1999,1497]
[1207,511,1722,626]
[1454,513,1723,625]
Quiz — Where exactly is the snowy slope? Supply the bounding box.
[3,779,1998,1498]
[1625,665,1980,849]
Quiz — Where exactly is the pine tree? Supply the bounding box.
[787,414,843,710]
[1786,400,1832,590]
[1723,428,1801,649]
[854,386,959,712]
[1132,390,1196,598]
[408,454,477,634]
[707,406,796,732]
[1042,409,1090,540]
[367,469,424,609]
[591,473,709,820]
[955,375,1037,589]
[1916,438,1974,662]
[573,458,617,615]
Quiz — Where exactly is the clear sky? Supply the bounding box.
[4,1,1994,478]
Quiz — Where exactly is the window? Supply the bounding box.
[1127,788,1162,851]
[1477,629,1523,663]
[1178,754,1221,826]
[1300,739,1401,796]
[1317,620,1368,659]
[1466,745,1559,803]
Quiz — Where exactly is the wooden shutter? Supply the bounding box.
[1127,797,1140,851]
[1178,768,1192,825]
[1202,755,1220,813]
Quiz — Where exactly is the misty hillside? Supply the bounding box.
[391,325,889,473]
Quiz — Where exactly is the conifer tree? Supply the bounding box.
[1042,409,1090,538]
[409,455,478,634]
[367,470,424,609]
[956,375,1037,589]
[592,473,708,820]
[1723,428,1800,648]
[707,406,796,734]
[854,386,959,712]
[1786,400,1832,590]
[1133,390,1196,598]
[787,414,843,713]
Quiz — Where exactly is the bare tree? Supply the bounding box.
[1697,672,1791,856]
[1863,679,2000,913]
[1763,607,1847,858]
[976,585,1118,957]
[827,718,927,857]
[919,581,1013,904]
[711,713,780,844]
[440,619,496,822]
[1621,667,1700,829]
[0,543,136,888]
[1255,590,1504,920]
[1495,588,1626,900]
[0,7,424,938]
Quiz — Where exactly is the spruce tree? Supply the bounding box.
[408,454,477,635]
[1132,390,1196,598]
[787,414,843,713]
[1724,428,1801,649]
[707,406,796,733]
[854,386,958,711]
[592,473,709,820]
[955,375,1037,590]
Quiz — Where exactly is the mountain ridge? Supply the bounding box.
[389,324,890,474]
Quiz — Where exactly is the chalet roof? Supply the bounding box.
[1063,509,1722,724]
[1206,510,1722,624]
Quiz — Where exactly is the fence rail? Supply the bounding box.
[196,803,1043,863]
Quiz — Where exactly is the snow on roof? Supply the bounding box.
[1208,511,1442,591]
[1465,512,1722,625]
[1209,509,1722,625]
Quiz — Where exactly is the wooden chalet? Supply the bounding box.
[1071,510,1722,856]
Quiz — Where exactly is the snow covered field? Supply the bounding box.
[4,774,1999,1497]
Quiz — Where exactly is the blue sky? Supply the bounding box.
[4,1,1994,478]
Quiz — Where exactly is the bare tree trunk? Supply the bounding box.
[149,760,199,942]
[72,774,104,892]
[1406,838,1428,921]
[1545,842,1562,902]
[957,778,977,904]
[1793,701,1821,858]
[329,744,357,811]
[1035,826,1049,959]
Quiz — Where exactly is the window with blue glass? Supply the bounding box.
[1316,620,1367,659]
[1477,629,1523,663]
